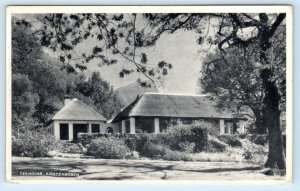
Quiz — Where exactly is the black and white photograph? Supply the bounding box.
[6,6,292,183]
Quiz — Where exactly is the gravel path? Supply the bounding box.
[11,157,286,182]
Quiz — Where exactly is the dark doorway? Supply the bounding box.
[92,124,100,133]
[60,123,69,140]
[73,124,88,140]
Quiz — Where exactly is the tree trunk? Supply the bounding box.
[257,14,286,169]
[253,110,267,134]
[261,69,286,169]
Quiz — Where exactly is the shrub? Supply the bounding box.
[207,137,228,152]
[178,142,195,153]
[252,135,268,146]
[77,133,112,145]
[244,134,268,146]
[124,137,138,151]
[239,139,268,163]
[190,126,209,152]
[163,149,192,161]
[165,125,192,148]
[86,137,130,159]
[217,135,242,147]
[165,123,209,152]
[238,133,247,139]
[135,134,167,159]
[12,130,59,157]
[142,142,167,159]
[243,150,253,160]
[135,133,151,154]
[146,133,174,146]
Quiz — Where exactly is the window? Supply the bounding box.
[125,120,130,133]
[92,124,100,133]
[106,127,114,134]
[119,122,122,133]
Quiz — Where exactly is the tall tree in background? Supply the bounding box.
[12,19,66,124]
[75,72,122,119]
[32,13,287,169]
[12,19,43,74]
[12,74,39,137]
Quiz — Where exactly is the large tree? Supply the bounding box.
[12,73,39,137]
[200,23,286,134]
[12,19,66,124]
[200,46,267,134]
[29,13,286,169]
[142,13,287,169]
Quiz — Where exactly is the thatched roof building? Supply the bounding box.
[111,93,246,135]
[52,98,107,121]
[49,98,114,141]
[115,81,158,107]
[112,93,242,122]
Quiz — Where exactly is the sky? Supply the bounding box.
[86,29,205,94]
[18,13,211,95]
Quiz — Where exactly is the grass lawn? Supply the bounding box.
[10,157,286,183]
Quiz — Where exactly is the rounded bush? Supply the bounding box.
[87,137,130,159]
[142,142,167,159]
[178,142,195,153]
[165,123,209,152]
[124,137,138,151]
[12,130,59,157]
[217,135,242,147]
[207,138,228,152]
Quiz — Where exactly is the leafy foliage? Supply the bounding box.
[12,130,59,157]
[75,72,122,119]
[217,135,242,147]
[165,123,210,152]
[200,25,286,134]
[207,138,228,152]
[12,73,39,137]
[86,137,130,159]
[35,13,174,87]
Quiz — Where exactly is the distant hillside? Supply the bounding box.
[115,81,159,108]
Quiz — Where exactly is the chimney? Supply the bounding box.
[64,95,72,105]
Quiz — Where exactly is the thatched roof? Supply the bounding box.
[52,98,107,121]
[115,81,158,107]
[112,93,242,122]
